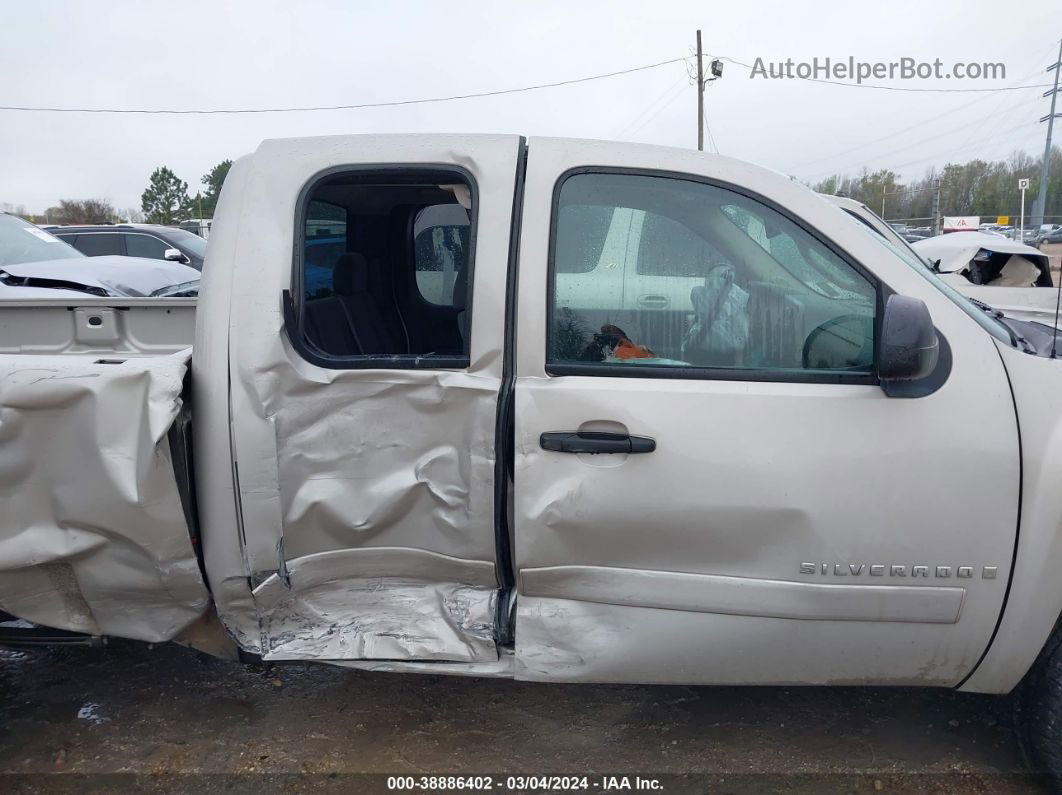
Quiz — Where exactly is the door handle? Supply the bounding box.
[540,431,656,454]
[638,294,670,309]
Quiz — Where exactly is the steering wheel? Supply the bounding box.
[802,314,873,371]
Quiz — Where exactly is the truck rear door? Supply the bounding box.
[511,138,1019,685]
[224,135,521,662]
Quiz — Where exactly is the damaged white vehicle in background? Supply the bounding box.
[911,231,1059,327]
[824,196,1059,329]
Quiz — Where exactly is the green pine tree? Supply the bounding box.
[199,160,233,218]
[141,166,192,224]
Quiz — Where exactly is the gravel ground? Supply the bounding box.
[0,642,1050,794]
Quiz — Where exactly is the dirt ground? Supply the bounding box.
[0,642,1050,794]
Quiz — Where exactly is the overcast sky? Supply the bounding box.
[1,0,1059,213]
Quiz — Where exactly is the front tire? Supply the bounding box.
[1020,632,1062,782]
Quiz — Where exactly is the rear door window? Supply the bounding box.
[125,234,169,260]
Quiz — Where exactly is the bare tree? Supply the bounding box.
[0,202,27,216]
[43,199,118,225]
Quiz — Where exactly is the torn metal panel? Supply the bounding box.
[212,136,521,662]
[0,351,210,642]
[253,549,497,662]
[232,334,503,662]
[912,232,1052,285]
[330,647,515,678]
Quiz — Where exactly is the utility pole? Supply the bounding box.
[696,29,704,151]
[1032,38,1062,229]
[933,180,942,236]
[1019,177,1030,242]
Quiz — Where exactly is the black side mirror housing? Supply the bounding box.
[878,294,938,382]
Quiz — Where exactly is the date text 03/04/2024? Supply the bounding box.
[386,776,664,791]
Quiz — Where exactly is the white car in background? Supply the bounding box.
[0,213,200,298]
[823,195,1060,329]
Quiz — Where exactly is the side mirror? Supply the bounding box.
[163,248,187,263]
[878,295,938,382]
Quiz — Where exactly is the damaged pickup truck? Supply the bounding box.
[4,135,1062,775]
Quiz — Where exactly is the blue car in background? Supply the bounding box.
[304,234,345,297]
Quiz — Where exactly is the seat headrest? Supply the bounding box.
[332,253,369,295]
[451,266,468,310]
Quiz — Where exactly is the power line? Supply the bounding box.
[810,117,1042,186]
[614,71,688,139]
[803,94,1040,181]
[619,77,688,140]
[789,58,1055,172]
[883,118,1040,173]
[1,49,1051,115]
[703,108,719,154]
[0,56,692,114]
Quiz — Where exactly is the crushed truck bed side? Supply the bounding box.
[0,350,210,642]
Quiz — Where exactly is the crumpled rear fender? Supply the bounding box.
[0,350,210,642]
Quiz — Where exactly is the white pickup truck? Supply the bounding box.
[3,135,1062,775]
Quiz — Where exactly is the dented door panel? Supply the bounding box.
[221,135,520,662]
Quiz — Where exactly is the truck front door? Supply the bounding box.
[512,139,1019,685]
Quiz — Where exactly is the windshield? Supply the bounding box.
[162,227,208,258]
[721,203,869,299]
[0,214,83,266]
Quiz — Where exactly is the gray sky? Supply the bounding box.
[1,0,1059,214]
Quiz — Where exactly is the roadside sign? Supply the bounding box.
[1018,178,1031,190]
[943,216,979,232]
[996,215,1009,225]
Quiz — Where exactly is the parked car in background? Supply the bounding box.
[0,213,200,298]
[179,218,213,239]
[45,223,207,270]
[1034,224,1062,246]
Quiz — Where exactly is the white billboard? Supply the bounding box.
[942,216,980,232]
